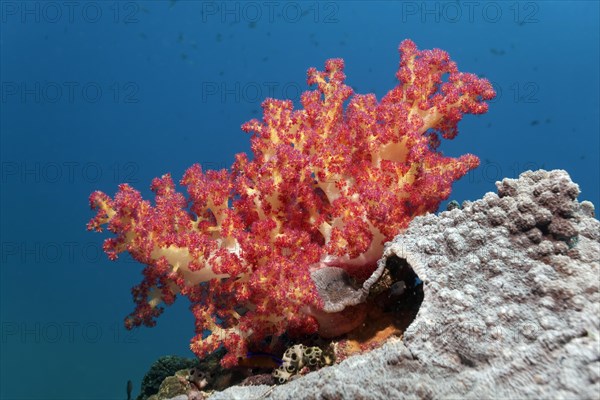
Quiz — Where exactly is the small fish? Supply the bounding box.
[126,380,132,400]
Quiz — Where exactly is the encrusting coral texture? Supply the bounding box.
[208,169,600,400]
[87,40,494,367]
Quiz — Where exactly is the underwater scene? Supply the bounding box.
[1,1,599,399]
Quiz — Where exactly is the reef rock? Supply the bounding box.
[139,355,197,400]
[205,169,599,399]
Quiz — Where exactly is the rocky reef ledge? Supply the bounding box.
[199,170,599,399]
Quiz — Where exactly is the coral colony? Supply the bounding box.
[88,40,495,368]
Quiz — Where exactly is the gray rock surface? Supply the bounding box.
[207,169,599,400]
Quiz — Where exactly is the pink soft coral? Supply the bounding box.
[88,40,495,367]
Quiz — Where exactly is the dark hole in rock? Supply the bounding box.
[377,255,424,315]
[338,255,424,353]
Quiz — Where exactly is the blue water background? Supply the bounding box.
[1,1,598,399]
